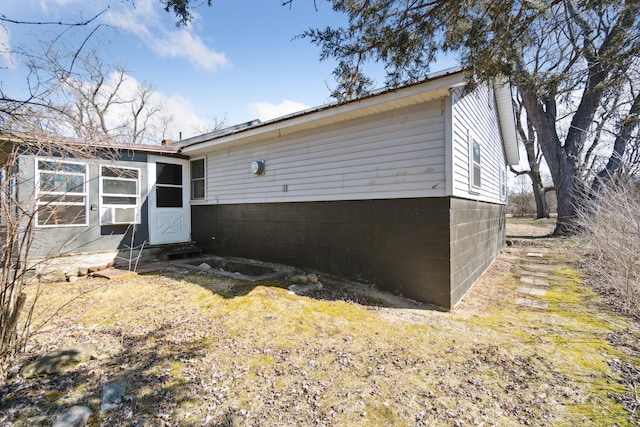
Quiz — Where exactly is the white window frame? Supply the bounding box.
[469,133,482,191]
[190,157,206,201]
[35,158,88,228]
[99,165,141,225]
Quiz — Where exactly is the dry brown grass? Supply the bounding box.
[1,220,639,426]
[506,216,556,238]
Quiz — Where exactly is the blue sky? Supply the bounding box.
[2,0,456,141]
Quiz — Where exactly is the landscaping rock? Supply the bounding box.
[288,282,323,295]
[101,382,126,412]
[21,343,98,378]
[37,269,67,283]
[51,405,92,427]
[199,262,212,269]
[307,273,319,283]
[297,275,308,284]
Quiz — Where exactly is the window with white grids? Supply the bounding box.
[99,165,141,225]
[36,159,88,227]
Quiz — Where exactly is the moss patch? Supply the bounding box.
[6,240,639,426]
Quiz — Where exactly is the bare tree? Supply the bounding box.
[38,48,173,145]
[577,176,640,317]
[191,113,229,135]
[0,10,154,373]
[0,126,105,375]
[510,94,554,219]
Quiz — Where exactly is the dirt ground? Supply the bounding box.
[1,217,639,426]
[505,215,556,238]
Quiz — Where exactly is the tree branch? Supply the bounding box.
[0,8,109,27]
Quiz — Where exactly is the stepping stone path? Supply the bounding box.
[520,275,549,287]
[514,249,550,310]
[52,405,92,427]
[515,297,550,310]
[101,382,127,413]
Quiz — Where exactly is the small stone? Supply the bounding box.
[21,343,98,378]
[297,275,308,284]
[515,298,532,307]
[307,273,319,283]
[101,382,127,413]
[529,288,547,297]
[521,269,548,278]
[52,405,92,427]
[199,262,212,269]
[288,282,322,295]
[67,275,79,283]
[531,300,550,310]
[521,276,550,287]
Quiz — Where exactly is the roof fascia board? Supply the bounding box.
[182,72,467,154]
[494,80,520,165]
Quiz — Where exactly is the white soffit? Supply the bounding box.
[494,79,520,166]
[181,71,467,155]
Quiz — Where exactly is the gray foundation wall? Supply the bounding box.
[449,198,506,306]
[192,197,505,309]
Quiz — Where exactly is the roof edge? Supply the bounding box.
[0,132,181,154]
[181,68,467,153]
[494,80,520,166]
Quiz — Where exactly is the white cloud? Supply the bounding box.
[103,0,229,72]
[0,27,16,68]
[248,100,311,121]
[160,30,228,71]
[162,94,213,141]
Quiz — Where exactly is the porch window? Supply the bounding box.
[190,158,205,200]
[36,159,88,227]
[99,165,141,225]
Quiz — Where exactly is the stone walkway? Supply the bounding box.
[510,249,551,310]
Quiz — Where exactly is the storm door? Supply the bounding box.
[148,156,190,244]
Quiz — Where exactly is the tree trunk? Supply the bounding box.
[549,159,584,235]
[531,179,549,219]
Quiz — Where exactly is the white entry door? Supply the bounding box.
[148,156,190,244]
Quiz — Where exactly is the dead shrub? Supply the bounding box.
[577,179,640,316]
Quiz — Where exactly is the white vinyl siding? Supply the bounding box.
[202,102,446,204]
[451,85,507,204]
